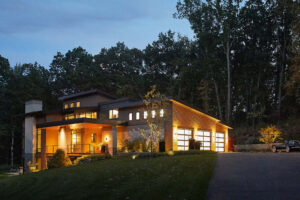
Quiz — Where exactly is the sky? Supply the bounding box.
[0,0,194,67]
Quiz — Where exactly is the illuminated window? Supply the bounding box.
[160,109,164,117]
[86,112,92,118]
[37,129,41,152]
[79,113,85,118]
[216,132,225,152]
[92,112,97,119]
[176,129,192,151]
[136,112,140,120]
[70,103,74,108]
[75,113,80,118]
[69,114,75,120]
[129,113,132,121]
[151,110,156,118]
[76,102,80,108]
[195,131,211,150]
[109,109,119,119]
[144,111,148,119]
[64,104,68,109]
[91,133,96,143]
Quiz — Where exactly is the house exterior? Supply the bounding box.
[24,89,231,170]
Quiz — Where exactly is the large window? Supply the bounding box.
[216,132,225,152]
[65,112,97,120]
[195,130,211,150]
[144,111,148,119]
[37,129,42,152]
[76,102,80,108]
[136,112,140,120]
[177,129,192,151]
[109,109,119,119]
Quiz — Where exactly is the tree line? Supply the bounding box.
[0,0,299,165]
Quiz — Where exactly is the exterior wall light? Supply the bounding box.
[104,136,109,142]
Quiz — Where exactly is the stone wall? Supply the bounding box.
[234,143,281,151]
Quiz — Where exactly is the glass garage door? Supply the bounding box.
[216,132,225,152]
[195,131,211,150]
[177,129,192,151]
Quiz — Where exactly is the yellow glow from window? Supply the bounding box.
[144,111,148,119]
[70,103,74,108]
[64,104,68,109]
[151,110,156,118]
[86,112,92,118]
[109,110,113,119]
[109,109,119,119]
[79,113,85,118]
[76,102,80,108]
[92,112,97,119]
[160,109,164,117]
[136,112,140,120]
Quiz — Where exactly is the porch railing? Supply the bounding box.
[37,144,102,154]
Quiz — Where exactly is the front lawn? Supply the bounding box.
[0,152,216,200]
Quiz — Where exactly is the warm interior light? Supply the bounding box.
[105,136,109,142]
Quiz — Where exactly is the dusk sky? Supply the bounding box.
[0,0,194,67]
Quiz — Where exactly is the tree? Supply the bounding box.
[141,85,169,152]
[259,125,282,144]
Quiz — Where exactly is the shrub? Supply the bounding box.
[122,138,148,152]
[47,149,72,169]
[259,125,282,144]
[189,139,201,150]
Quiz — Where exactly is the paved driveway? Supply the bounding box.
[207,153,300,200]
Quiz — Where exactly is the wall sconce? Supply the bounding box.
[104,136,109,142]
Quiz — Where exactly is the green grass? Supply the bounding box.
[0,152,216,200]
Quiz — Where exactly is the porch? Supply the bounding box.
[36,119,127,169]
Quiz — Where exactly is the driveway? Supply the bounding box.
[206,153,300,200]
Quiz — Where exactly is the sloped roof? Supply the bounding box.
[58,89,117,101]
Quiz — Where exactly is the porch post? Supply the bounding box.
[41,129,47,169]
[112,126,117,155]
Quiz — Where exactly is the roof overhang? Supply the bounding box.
[170,99,233,129]
[36,118,127,128]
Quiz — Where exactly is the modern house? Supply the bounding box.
[24,89,231,170]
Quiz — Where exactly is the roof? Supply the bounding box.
[36,118,127,128]
[100,96,232,129]
[58,89,117,101]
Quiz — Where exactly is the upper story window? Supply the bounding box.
[144,111,148,119]
[76,102,80,108]
[109,109,119,119]
[70,102,74,108]
[160,109,164,117]
[136,112,140,120]
[151,110,156,118]
[65,112,97,120]
[64,104,69,109]
[129,113,132,121]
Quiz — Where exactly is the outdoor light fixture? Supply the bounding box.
[105,136,109,142]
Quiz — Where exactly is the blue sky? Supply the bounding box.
[0,0,194,67]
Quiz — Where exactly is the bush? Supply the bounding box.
[189,139,201,150]
[47,149,72,169]
[122,138,148,152]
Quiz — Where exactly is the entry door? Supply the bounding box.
[177,129,192,151]
[216,132,225,152]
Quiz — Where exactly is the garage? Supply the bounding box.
[195,130,211,150]
[177,128,192,150]
[216,132,225,152]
